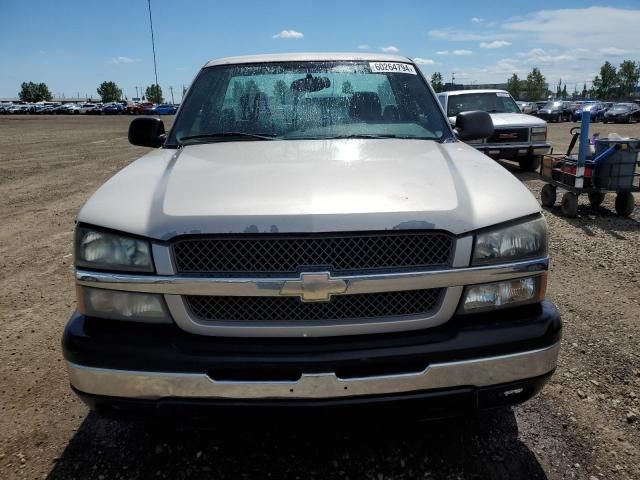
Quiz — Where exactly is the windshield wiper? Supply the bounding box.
[286,134,410,140]
[178,132,277,145]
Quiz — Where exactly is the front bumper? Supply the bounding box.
[470,143,550,159]
[63,301,561,417]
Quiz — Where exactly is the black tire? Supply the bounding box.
[615,192,635,217]
[588,192,606,207]
[561,192,579,217]
[541,184,557,207]
[518,155,541,172]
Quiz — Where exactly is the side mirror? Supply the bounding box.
[454,110,494,141]
[128,117,165,147]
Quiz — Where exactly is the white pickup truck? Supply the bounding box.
[438,89,550,171]
[62,53,561,420]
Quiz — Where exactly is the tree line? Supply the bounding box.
[429,59,640,102]
[18,81,166,104]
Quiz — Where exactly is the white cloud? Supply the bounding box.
[109,56,141,64]
[428,29,506,41]
[598,47,632,56]
[479,40,512,49]
[453,49,473,56]
[380,45,399,53]
[413,58,435,65]
[357,44,370,50]
[471,17,484,23]
[517,48,574,65]
[503,7,640,50]
[436,51,449,56]
[272,29,304,39]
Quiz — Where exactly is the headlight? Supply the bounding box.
[460,275,546,313]
[75,226,153,272]
[531,126,547,142]
[473,216,547,265]
[77,286,171,323]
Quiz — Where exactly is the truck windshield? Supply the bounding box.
[167,61,449,145]
[447,92,521,117]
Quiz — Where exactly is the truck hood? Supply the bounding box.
[78,139,541,240]
[449,112,546,128]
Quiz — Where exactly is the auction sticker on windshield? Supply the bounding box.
[369,62,417,75]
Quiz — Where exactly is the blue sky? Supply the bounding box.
[1,0,639,99]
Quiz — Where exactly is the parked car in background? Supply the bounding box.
[603,102,614,112]
[86,103,105,115]
[535,101,549,111]
[8,105,29,114]
[603,103,640,123]
[537,100,573,122]
[517,101,538,114]
[438,89,549,171]
[149,103,178,115]
[65,104,82,115]
[79,103,98,114]
[102,103,124,115]
[127,102,155,115]
[572,102,605,122]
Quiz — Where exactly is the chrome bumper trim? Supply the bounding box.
[67,342,560,400]
[75,257,548,297]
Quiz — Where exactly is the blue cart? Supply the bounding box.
[539,113,639,217]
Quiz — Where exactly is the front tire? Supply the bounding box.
[518,155,541,172]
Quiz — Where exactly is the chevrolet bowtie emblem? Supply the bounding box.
[279,273,347,302]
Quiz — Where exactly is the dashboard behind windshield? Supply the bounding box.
[446,92,520,117]
[167,61,449,145]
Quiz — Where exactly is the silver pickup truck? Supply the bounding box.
[62,53,560,420]
[438,89,550,171]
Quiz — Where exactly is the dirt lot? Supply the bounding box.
[0,115,639,480]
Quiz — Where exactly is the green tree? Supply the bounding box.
[97,81,122,102]
[18,82,52,102]
[617,60,640,99]
[505,73,521,99]
[341,81,354,95]
[562,84,568,99]
[592,61,618,99]
[582,82,588,99]
[525,68,547,101]
[430,72,444,93]
[273,80,288,104]
[555,79,562,99]
[145,84,164,104]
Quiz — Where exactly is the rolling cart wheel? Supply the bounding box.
[588,192,606,208]
[561,192,579,217]
[614,192,635,217]
[541,184,557,207]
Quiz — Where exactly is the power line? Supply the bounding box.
[147,0,159,89]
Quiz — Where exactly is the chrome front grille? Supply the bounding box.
[185,288,444,322]
[486,127,529,144]
[172,232,453,274]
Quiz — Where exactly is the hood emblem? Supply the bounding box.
[280,273,347,302]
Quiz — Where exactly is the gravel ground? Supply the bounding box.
[0,116,639,480]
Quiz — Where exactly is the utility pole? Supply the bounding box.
[451,72,455,87]
[169,86,174,104]
[135,86,139,99]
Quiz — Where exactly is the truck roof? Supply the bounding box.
[439,89,509,96]
[204,52,412,67]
